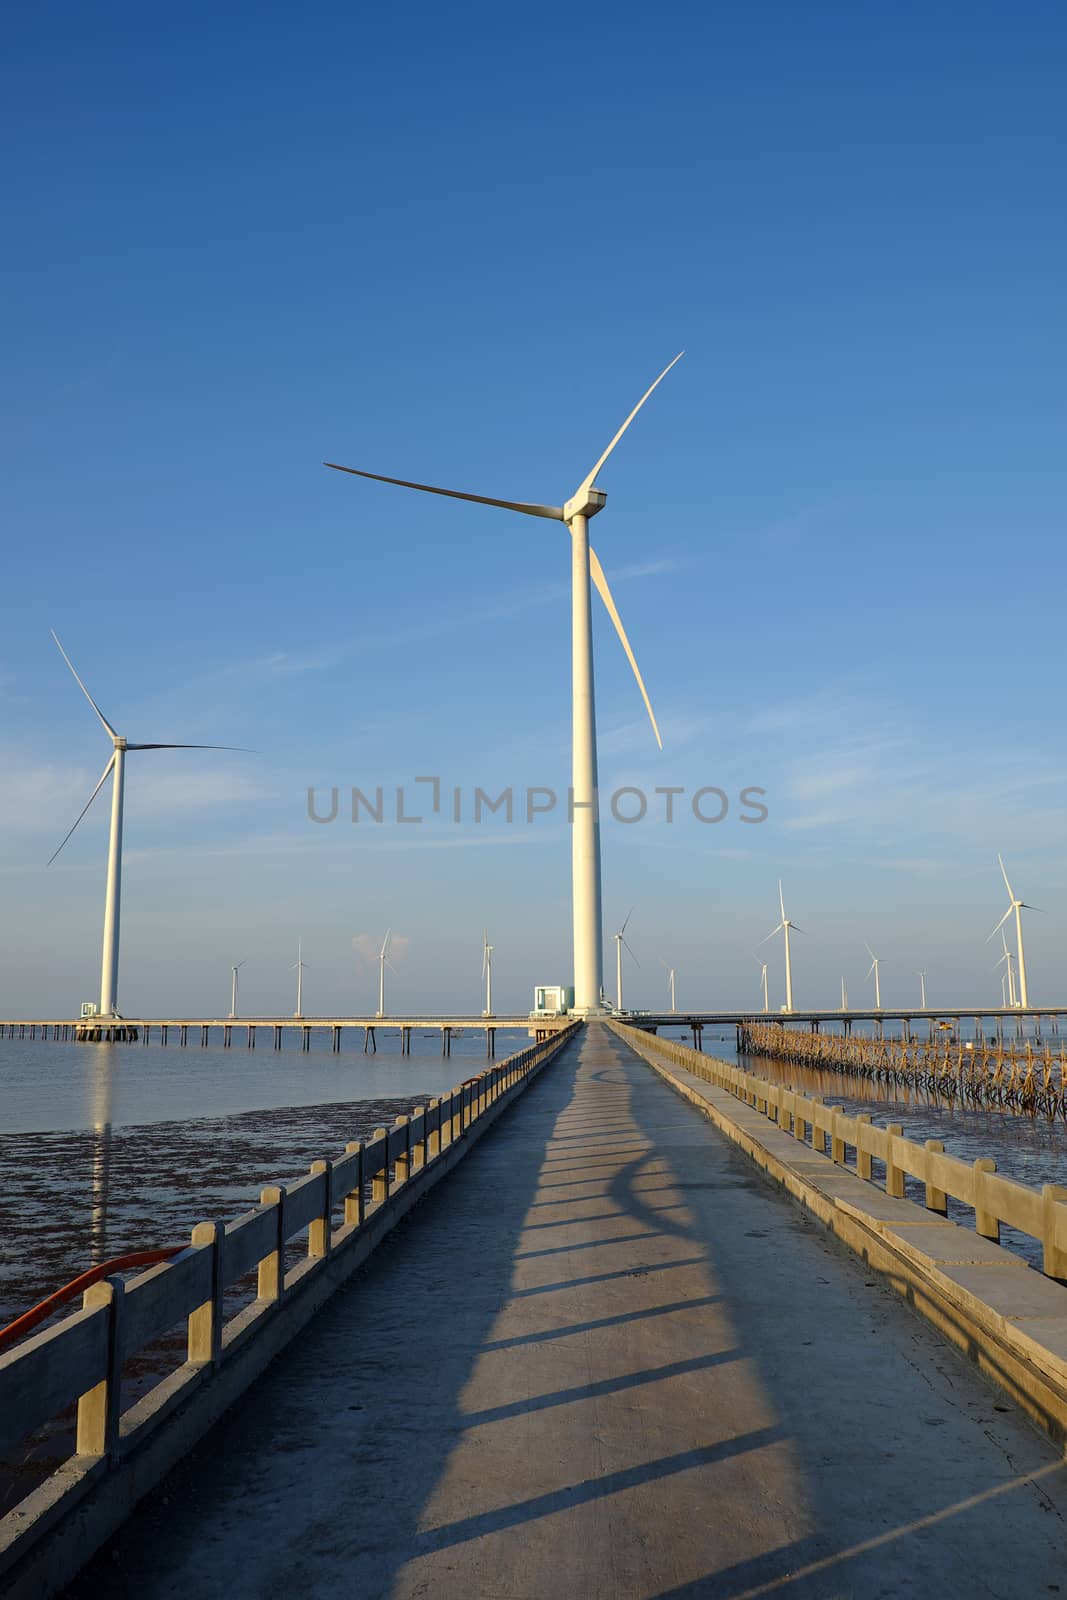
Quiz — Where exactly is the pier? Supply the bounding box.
[0,1015,568,1053]
[6,1022,1067,1596]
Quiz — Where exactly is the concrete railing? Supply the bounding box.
[0,1024,579,1597]
[610,1021,1067,1280]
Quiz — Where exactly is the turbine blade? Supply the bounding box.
[986,907,1014,941]
[778,880,786,921]
[325,463,562,521]
[51,630,117,740]
[125,742,254,752]
[575,352,684,496]
[863,941,875,961]
[622,937,639,966]
[47,753,116,865]
[380,929,391,959]
[790,923,806,935]
[759,923,784,945]
[620,907,634,937]
[998,853,1014,900]
[589,548,662,748]
[1019,902,1046,913]
[867,961,876,979]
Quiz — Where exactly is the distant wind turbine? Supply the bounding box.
[327,354,684,1015]
[482,930,494,1017]
[988,854,1041,1008]
[865,942,882,1010]
[48,630,245,1019]
[292,943,308,1018]
[760,881,803,1013]
[916,971,927,1010]
[996,929,1018,1009]
[377,930,399,1019]
[230,960,246,1019]
[614,909,639,1013]
[840,975,849,1011]
[659,958,676,1013]
[753,955,769,1014]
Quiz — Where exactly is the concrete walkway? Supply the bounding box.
[70,1024,1067,1599]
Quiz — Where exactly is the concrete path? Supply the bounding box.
[70,1024,1067,1599]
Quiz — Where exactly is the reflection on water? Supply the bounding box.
[88,1051,115,1266]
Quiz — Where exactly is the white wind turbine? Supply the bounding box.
[327,354,682,1015]
[482,930,494,1017]
[614,909,639,1014]
[916,971,927,1010]
[377,930,399,1019]
[659,958,676,1013]
[48,631,243,1019]
[865,942,882,1010]
[754,954,769,1014]
[996,929,1017,1009]
[292,943,308,1018]
[760,880,803,1013]
[988,854,1040,1009]
[230,960,246,1019]
[840,975,849,1011]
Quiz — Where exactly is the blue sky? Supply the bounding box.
[2,1,1065,1017]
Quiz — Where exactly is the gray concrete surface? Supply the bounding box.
[68,1024,1067,1599]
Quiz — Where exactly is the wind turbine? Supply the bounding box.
[988,854,1040,1008]
[48,631,243,1019]
[377,930,399,1019]
[614,909,639,1014]
[292,943,308,1018]
[864,942,882,1010]
[659,958,676,1013]
[482,930,494,1017]
[996,929,1017,1009]
[753,954,769,1014]
[916,971,927,1010]
[326,354,683,1015]
[760,881,803,1013]
[230,960,246,1019]
[840,976,849,1011]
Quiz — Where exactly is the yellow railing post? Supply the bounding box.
[258,1185,286,1302]
[75,1277,124,1460]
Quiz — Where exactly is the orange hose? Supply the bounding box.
[0,1248,182,1354]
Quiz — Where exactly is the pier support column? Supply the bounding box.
[224,1025,232,1048]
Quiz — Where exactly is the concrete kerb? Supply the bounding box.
[612,1022,1067,1452]
[0,1028,577,1600]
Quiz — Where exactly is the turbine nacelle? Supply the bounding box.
[563,487,607,522]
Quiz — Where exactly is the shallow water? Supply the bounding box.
[0,1030,529,1134]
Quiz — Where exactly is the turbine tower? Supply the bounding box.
[761,881,803,1013]
[377,930,398,1019]
[482,930,494,1017]
[326,355,682,1014]
[292,943,308,1018]
[840,975,849,1011]
[614,909,638,1014]
[916,970,927,1010]
[660,958,676,1013]
[48,631,241,1019]
[230,960,246,1019]
[989,854,1040,1009]
[865,942,882,1010]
